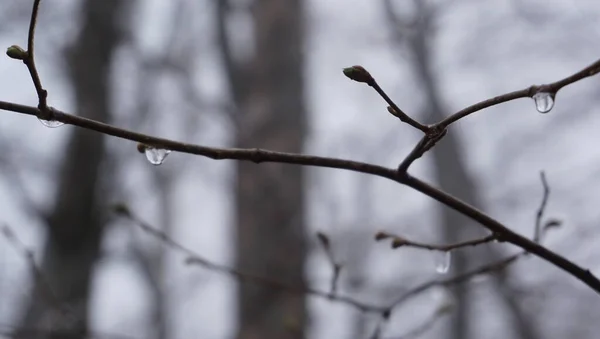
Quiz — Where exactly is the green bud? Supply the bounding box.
[342,65,373,84]
[6,45,27,60]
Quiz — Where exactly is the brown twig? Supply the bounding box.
[397,128,447,172]
[343,65,429,132]
[437,58,600,128]
[24,0,48,111]
[112,206,385,314]
[375,231,497,252]
[401,175,600,292]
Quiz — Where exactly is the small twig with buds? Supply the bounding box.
[343,65,429,132]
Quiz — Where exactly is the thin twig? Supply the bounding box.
[534,171,550,242]
[375,231,497,252]
[389,253,521,310]
[342,65,428,132]
[371,81,429,132]
[24,0,48,110]
[0,223,60,309]
[113,207,386,314]
[437,58,600,128]
[316,232,342,296]
[397,128,446,172]
[113,205,524,334]
[401,174,600,292]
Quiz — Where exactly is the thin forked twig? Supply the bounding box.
[112,206,386,314]
[112,204,524,331]
[24,0,48,111]
[397,128,446,172]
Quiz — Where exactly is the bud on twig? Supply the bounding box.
[374,231,390,241]
[6,45,27,60]
[342,65,374,84]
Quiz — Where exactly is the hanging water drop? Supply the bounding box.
[38,118,64,128]
[144,147,171,165]
[434,251,451,274]
[532,92,554,113]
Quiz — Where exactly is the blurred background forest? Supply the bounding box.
[1,0,600,338]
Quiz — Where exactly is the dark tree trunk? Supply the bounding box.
[217,0,308,338]
[15,1,126,338]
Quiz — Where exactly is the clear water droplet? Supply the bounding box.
[435,251,451,274]
[532,92,554,113]
[144,147,171,165]
[38,118,64,128]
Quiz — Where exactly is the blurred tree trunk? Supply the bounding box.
[15,1,126,338]
[383,1,540,339]
[217,0,307,338]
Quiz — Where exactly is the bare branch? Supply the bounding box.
[24,0,48,111]
[375,231,497,252]
[0,100,597,294]
[397,128,446,172]
[343,65,429,132]
[112,206,386,314]
[437,58,600,128]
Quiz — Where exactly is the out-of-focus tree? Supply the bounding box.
[383,1,540,338]
[216,0,308,338]
[14,1,130,338]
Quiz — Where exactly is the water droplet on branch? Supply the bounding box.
[434,251,451,274]
[144,147,171,165]
[532,92,554,113]
[38,118,64,128]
